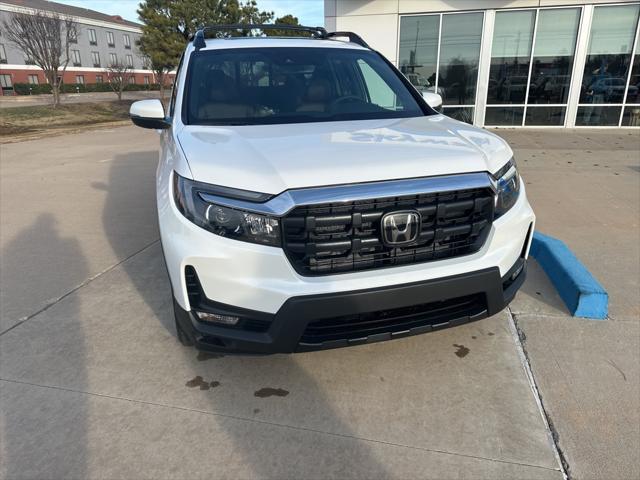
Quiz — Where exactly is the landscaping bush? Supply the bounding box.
[13,83,52,95]
[13,82,161,96]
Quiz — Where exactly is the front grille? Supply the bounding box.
[282,187,494,275]
[299,293,487,346]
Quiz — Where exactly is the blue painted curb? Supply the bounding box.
[529,232,608,319]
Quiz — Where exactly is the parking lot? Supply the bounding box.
[1,126,638,479]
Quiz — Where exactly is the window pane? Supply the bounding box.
[576,105,621,125]
[399,15,440,93]
[1,74,12,88]
[187,48,425,125]
[487,10,535,105]
[527,8,580,104]
[626,49,640,103]
[358,59,397,109]
[485,106,524,126]
[438,12,483,105]
[622,106,640,126]
[580,4,640,104]
[525,106,566,126]
[442,106,474,124]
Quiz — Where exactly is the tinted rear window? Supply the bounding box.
[185,47,426,125]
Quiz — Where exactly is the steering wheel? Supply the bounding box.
[331,95,362,108]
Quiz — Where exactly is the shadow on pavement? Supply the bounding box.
[101,152,391,476]
[516,260,571,315]
[1,213,89,478]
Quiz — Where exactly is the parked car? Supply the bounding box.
[130,25,534,354]
[405,72,445,100]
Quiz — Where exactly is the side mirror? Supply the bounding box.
[422,91,443,112]
[130,99,170,129]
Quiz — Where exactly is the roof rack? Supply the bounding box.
[325,31,370,49]
[191,24,370,51]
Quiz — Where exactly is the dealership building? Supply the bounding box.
[325,0,640,127]
[0,0,155,94]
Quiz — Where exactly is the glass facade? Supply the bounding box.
[577,4,640,126]
[399,12,483,123]
[397,3,640,127]
[438,12,483,110]
[484,7,580,126]
[487,10,535,106]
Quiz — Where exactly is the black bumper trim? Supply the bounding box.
[174,260,527,354]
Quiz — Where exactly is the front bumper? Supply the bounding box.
[161,178,535,315]
[175,257,527,354]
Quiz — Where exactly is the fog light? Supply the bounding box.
[195,311,240,325]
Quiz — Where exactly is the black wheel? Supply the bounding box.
[173,299,195,347]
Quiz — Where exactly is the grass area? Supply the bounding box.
[0,100,133,140]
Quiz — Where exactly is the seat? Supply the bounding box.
[197,70,253,119]
[297,75,332,113]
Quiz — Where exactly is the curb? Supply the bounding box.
[530,232,608,319]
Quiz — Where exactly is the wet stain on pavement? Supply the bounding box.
[471,335,477,339]
[197,351,224,361]
[253,408,261,414]
[453,344,470,358]
[185,376,221,390]
[487,332,494,336]
[254,387,289,398]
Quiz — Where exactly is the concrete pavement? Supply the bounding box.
[0,125,637,479]
[495,128,640,480]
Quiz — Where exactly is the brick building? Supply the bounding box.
[0,0,157,94]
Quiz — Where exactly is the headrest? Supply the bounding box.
[306,77,331,103]
[208,69,236,102]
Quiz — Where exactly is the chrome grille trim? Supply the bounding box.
[199,172,496,217]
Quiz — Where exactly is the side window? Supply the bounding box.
[357,59,398,110]
[169,53,185,118]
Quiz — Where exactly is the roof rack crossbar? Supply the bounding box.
[192,24,328,50]
[191,24,370,51]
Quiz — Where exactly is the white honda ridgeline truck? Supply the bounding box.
[129,25,534,354]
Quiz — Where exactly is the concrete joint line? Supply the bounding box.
[507,307,570,480]
[0,239,160,337]
[0,377,562,473]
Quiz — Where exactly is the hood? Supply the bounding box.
[177,115,513,195]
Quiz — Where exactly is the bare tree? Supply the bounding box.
[3,10,77,107]
[153,65,171,102]
[107,62,133,101]
[141,54,168,101]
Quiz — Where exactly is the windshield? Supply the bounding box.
[185,47,427,126]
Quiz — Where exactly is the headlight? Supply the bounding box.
[173,172,281,247]
[492,158,520,218]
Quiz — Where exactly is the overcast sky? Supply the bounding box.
[54,0,325,26]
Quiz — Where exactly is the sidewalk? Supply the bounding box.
[494,128,640,480]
